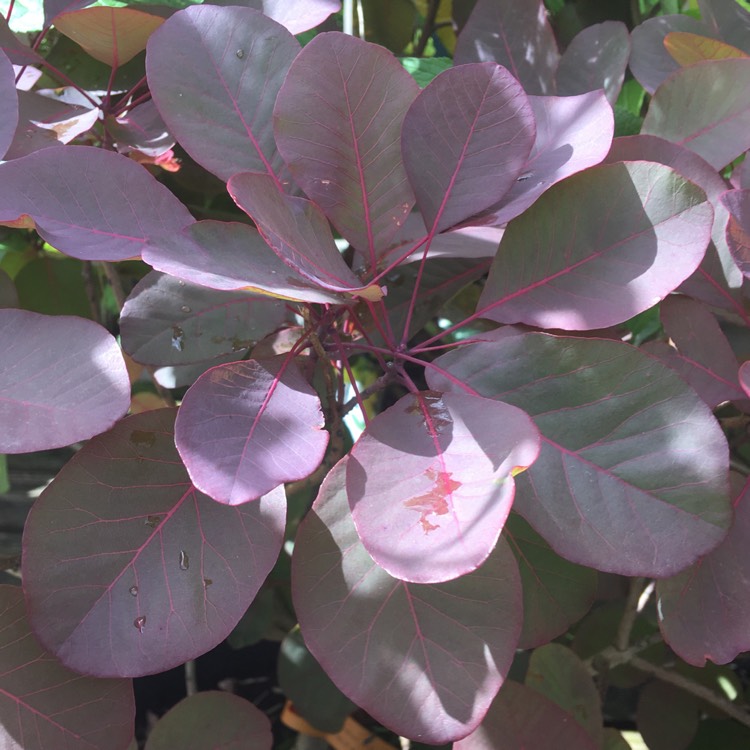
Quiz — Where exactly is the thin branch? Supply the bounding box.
[184,659,198,696]
[616,577,645,651]
[414,0,440,57]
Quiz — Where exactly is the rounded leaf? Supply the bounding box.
[0,49,18,159]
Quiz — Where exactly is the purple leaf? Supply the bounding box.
[347,390,539,583]
[698,0,750,55]
[293,457,522,743]
[467,91,614,228]
[722,189,750,276]
[143,221,354,304]
[0,146,193,261]
[656,475,750,666]
[0,268,18,308]
[22,409,286,677]
[175,358,328,505]
[741,361,750,398]
[454,0,559,95]
[0,310,129,453]
[120,271,286,366]
[146,6,300,183]
[505,513,597,650]
[0,586,134,750]
[0,50,18,160]
[477,161,713,330]
[273,32,418,265]
[454,680,599,750]
[555,21,630,104]
[641,58,750,169]
[43,0,95,27]
[0,17,44,66]
[144,692,271,750]
[428,331,732,576]
[401,63,536,234]
[228,172,383,301]
[219,0,340,35]
[629,15,711,94]
[106,100,174,158]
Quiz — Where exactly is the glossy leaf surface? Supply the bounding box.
[175,358,327,505]
[0,146,193,261]
[0,310,129,453]
[401,62,536,234]
[274,32,418,263]
[478,161,712,330]
[429,332,732,576]
[22,409,286,677]
[0,49,17,159]
[146,6,299,183]
[144,692,271,750]
[293,457,522,743]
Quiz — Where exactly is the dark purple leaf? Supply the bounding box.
[477,162,713,330]
[0,586,134,750]
[347,390,539,583]
[732,157,750,189]
[221,0,340,35]
[641,58,750,169]
[107,100,174,157]
[454,0,559,95]
[0,310,129,453]
[143,221,354,304]
[454,680,599,750]
[0,17,44,66]
[43,0,95,27]
[228,172,383,301]
[742,361,750,398]
[636,681,700,750]
[273,32,418,265]
[629,15,712,94]
[644,295,745,409]
[293,457,522,743]
[656,475,750,666]
[401,63,536,234]
[144,692,271,750]
[467,91,614,228]
[22,409,286,677]
[175,358,328,505]
[555,21,630,104]
[120,271,286,366]
[0,50,18,159]
[505,513,597,650]
[146,6,299,183]
[722,189,750,276]
[0,146,193,261]
[0,268,18,308]
[698,0,750,55]
[428,331,732,576]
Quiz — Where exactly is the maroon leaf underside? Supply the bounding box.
[454,680,599,750]
[226,0,340,35]
[555,21,631,104]
[0,309,130,453]
[292,457,523,744]
[722,189,750,276]
[146,5,300,184]
[273,32,419,264]
[657,475,750,666]
[227,172,382,301]
[120,271,287,367]
[144,691,272,750]
[347,390,540,584]
[0,146,194,261]
[0,586,134,750]
[454,0,559,95]
[428,331,732,576]
[107,100,174,157]
[477,161,713,331]
[401,62,536,235]
[0,50,18,159]
[175,358,328,505]
[22,409,286,678]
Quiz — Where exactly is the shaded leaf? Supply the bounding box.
[641,58,750,169]
[0,309,129,453]
[664,31,748,66]
[428,332,732,576]
[741,360,750,399]
[697,0,750,55]
[0,49,18,159]
[348,390,539,583]
[293,457,522,743]
[454,0,559,95]
[120,271,286,366]
[106,100,174,157]
[722,189,750,276]
[505,513,597,649]
[0,16,43,65]
[144,691,271,750]
[555,21,630,104]
[146,5,299,183]
[454,680,599,750]
[636,681,700,750]
[477,161,712,330]
[0,585,134,750]
[15,256,92,318]
[175,358,328,505]
[603,728,633,750]
[274,32,418,264]
[0,146,194,261]
[43,0,94,26]
[0,267,18,308]
[402,62,535,234]
[22,409,286,677]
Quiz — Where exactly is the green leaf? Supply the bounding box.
[0,454,8,494]
[400,56,452,87]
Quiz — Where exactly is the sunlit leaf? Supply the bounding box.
[664,30,748,66]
